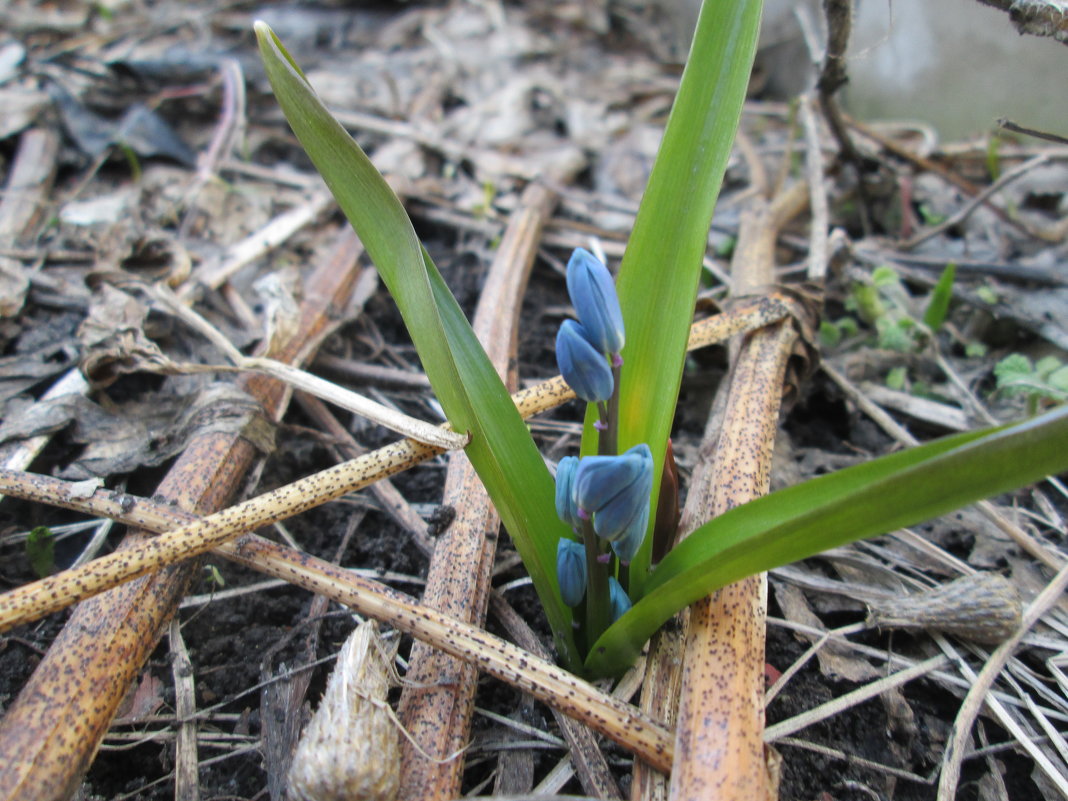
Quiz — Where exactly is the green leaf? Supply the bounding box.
[26,526,55,578]
[254,22,579,666]
[885,366,907,391]
[977,285,999,305]
[585,404,1068,674]
[606,0,764,597]
[922,262,956,331]
[1035,356,1063,379]
[819,320,842,348]
[1049,366,1068,394]
[872,265,900,288]
[995,354,1034,393]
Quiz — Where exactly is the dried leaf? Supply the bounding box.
[77,283,171,387]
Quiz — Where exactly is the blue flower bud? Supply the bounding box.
[556,319,613,403]
[573,444,653,553]
[556,538,587,607]
[609,498,649,564]
[566,248,625,356]
[555,456,581,528]
[608,576,632,623]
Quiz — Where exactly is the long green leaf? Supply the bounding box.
[585,404,1068,674]
[254,23,578,666]
[609,0,764,596]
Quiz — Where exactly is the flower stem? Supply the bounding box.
[598,359,622,456]
[581,518,610,642]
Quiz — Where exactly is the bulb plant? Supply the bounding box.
[254,0,1068,676]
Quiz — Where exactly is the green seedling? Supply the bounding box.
[995,354,1068,414]
[845,262,956,353]
[26,526,56,579]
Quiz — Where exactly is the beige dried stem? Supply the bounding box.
[0,227,366,801]
[395,171,580,800]
[641,180,814,801]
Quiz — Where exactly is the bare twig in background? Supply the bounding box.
[974,0,1068,45]
[816,0,872,235]
[999,117,1068,146]
[901,154,1051,249]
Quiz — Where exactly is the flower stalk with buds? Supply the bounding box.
[554,248,649,645]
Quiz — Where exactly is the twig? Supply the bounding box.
[764,655,948,742]
[973,0,1068,45]
[998,117,1068,146]
[800,95,830,282]
[816,0,873,235]
[168,619,201,801]
[900,154,1051,249]
[178,191,334,298]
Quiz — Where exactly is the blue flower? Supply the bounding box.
[556,538,587,607]
[609,504,648,564]
[608,576,632,622]
[566,248,625,356]
[556,319,613,403]
[573,443,653,555]
[555,456,581,528]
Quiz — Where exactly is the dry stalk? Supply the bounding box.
[396,177,576,800]
[0,227,365,801]
[0,299,788,636]
[168,618,200,801]
[663,181,812,801]
[0,472,675,772]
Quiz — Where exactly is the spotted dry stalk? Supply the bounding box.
[634,181,813,801]
[0,228,366,801]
